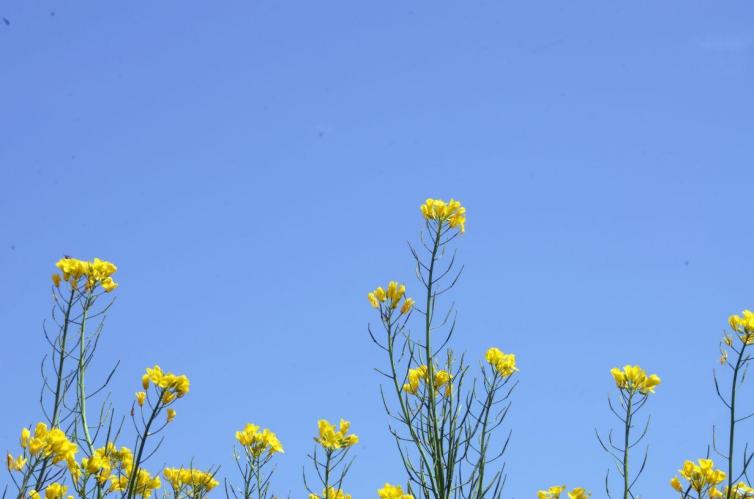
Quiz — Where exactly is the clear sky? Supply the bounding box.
[2,2,753,497]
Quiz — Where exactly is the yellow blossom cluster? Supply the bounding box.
[308,487,351,499]
[79,442,134,490]
[368,281,415,315]
[163,467,219,495]
[485,347,518,378]
[235,424,284,457]
[377,483,414,499]
[39,482,68,499]
[143,365,190,401]
[728,310,754,345]
[315,419,358,450]
[537,485,589,499]
[610,365,661,395]
[109,468,161,497]
[13,423,78,476]
[670,459,726,497]
[420,198,466,233]
[53,257,118,292]
[402,365,453,397]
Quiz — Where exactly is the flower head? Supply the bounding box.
[235,423,284,457]
[144,365,190,399]
[610,365,660,395]
[485,347,518,378]
[163,467,219,496]
[671,458,726,495]
[368,281,414,315]
[309,487,351,499]
[538,485,566,499]
[420,198,466,233]
[378,483,414,499]
[54,257,118,293]
[728,310,754,345]
[315,419,358,450]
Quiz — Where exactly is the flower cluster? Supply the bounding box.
[485,347,518,378]
[368,281,415,315]
[235,423,284,457]
[537,485,589,499]
[308,487,351,499]
[670,459,727,497]
[10,423,78,477]
[53,257,118,292]
[143,365,190,401]
[609,365,661,395]
[402,365,453,397]
[112,468,161,497]
[79,442,134,489]
[728,310,754,345]
[420,198,466,233]
[38,482,67,499]
[314,419,358,450]
[377,483,414,499]
[163,467,219,496]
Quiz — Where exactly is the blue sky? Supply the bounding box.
[2,1,753,497]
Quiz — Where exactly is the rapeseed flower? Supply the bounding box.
[6,453,26,471]
[164,467,219,495]
[538,485,566,499]
[724,482,754,498]
[143,365,190,398]
[610,365,661,395]
[19,423,78,475]
[401,365,453,397]
[167,409,176,423]
[309,487,351,499]
[420,198,466,232]
[42,483,67,499]
[235,424,284,457]
[729,310,754,345]
[670,458,726,496]
[377,483,414,498]
[368,281,414,315]
[315,419,358,450]
[54,257,118,292]
[485,347,518,378]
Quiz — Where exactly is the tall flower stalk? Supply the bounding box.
[596,365,660,499]
[368,198,518,499]
[713,311,754,498]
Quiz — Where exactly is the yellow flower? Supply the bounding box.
[674,458,726,493]
[43,483,67,499]
[377,483,414,499]
[144,366,190,398]
[309,487,351,499]
[538,485,566,499]
[485,347,518,378]
[729,310,754,345]
[610,365,660,395]
[400,298,415,315]
[54,257,118,292]
[167,409,176,423]
[368,282,413,313]
[20,427,30,449]
[142,374,150,390]
[568,488,590,499]
[163,467,219,494]
[235,424,284,457]
[420,198,466,233]
[315,419,358,450]
[6,453,26,471]
[434,370,453,397]
[52,274,61,287]
[28,490,40,499]
[135,391,146,407]
[726,482,754,498]
[670,476,683,492]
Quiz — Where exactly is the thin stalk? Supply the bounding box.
[623,393,633,499]
[78,294,94,454]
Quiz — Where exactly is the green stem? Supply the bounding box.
[623,393,633,499]
[726,343,747,499]
[34,287,76,492]
[126,390,165,499]
[78,294,94,455]
[424,222,445,499]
